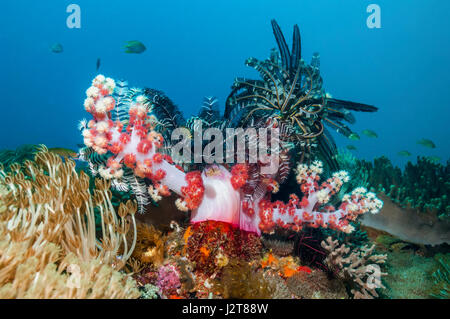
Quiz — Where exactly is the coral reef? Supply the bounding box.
[0,19,393,299]
[321,236,387,299]
[262,271,293,299]
[0,147,139,298]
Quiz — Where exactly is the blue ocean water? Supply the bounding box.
[1,0,449,167]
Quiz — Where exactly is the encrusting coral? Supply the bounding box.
[321,236,387,299]
[0,146,140,298]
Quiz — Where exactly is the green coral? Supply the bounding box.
[332,151,450,220]
[382,157,450,219]
[140,284,160,299]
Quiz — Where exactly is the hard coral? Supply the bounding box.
[321,236,387,299]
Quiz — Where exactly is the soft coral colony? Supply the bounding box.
[0,20,386,299]
[81,74,382,236]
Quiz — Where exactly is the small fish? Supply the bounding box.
[51,43,63,53]
[397,150,411,157]
[96,58,101,71]
[348,133,360,141]
[362,129,378,138]
[425,156,441,163]
[346,145,357,151]
[417,138,436,149]
[48,147,78,159]
[123,40,146,54]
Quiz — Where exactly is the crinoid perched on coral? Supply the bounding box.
[0,146,139,298]
[321,236,387,299]
[225,20,377,170]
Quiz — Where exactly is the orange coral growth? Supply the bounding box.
[261,253,278,269]
[282,265,297,278]
[200,246,210,258]
[183,226,193,244]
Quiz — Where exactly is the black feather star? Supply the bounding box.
[225,19,378,169]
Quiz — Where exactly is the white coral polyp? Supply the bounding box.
[105,78,115,92]
[316,189,330,204]
[86,86,100,99]
[96,121,109,133]
[310,160,323,174]
[84,97,94,111]
[103,97,115,111]
[94,74,106,84]
[353,187,367,195]
[94,136,108,148]
[148,186,162,202]
[113,169,124,179]
[95,99,107,114]
[99,167,113,179]
[175,198,188,212]
[333,171,349,183]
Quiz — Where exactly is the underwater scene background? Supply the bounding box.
[0,0,449,300]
